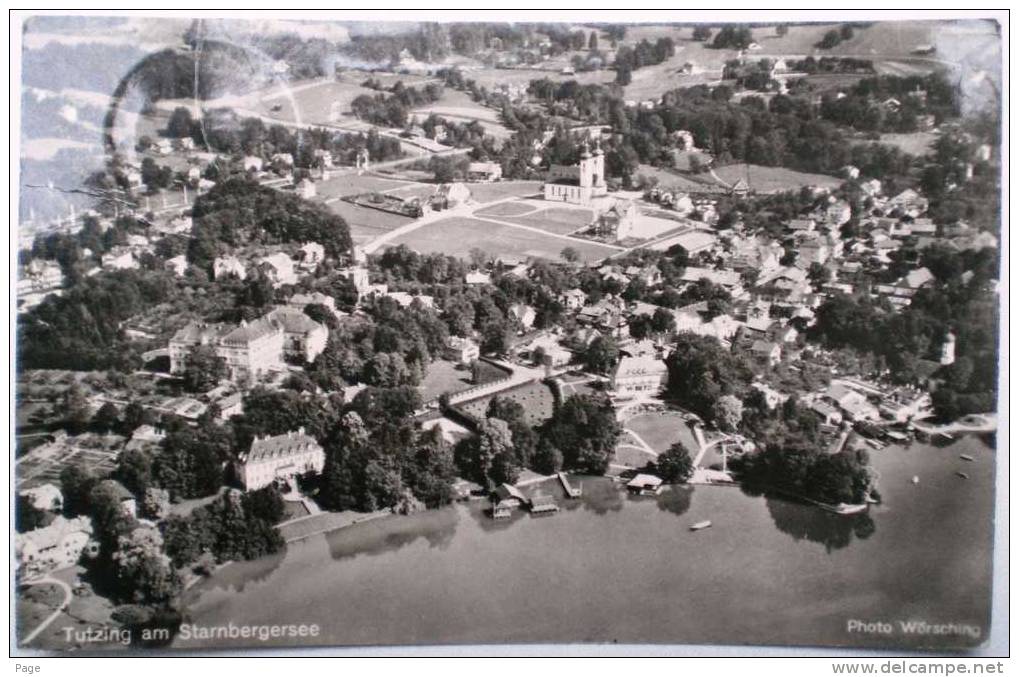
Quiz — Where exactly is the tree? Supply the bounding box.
[91,402,121,433]
[615,64,632,86]
[712,394,744,432]
[541,394,620,475]
[455,418,518,489]
[60,465,97,516]
[142,487,171,520]
[665,334,753,420]
[167,106,196,139]
[111,527,182,604]
[116,448,154,496]
[62,384,92,433]
[582,334,619,375]
[655,441,695,483]
[588,31,599,50]
[776,24,789,37]
[181,344,228,393]
[560,246,580,263]
[16,494,55,533]
[692,25,712,41]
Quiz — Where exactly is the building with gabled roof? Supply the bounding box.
[237,428,325,491]
[265,306,329,363]
[15,515,95,575]
[219,317,286,382]
[213,255,247,280]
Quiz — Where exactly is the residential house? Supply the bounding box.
[213,255,247,281]
[810,400,843,426]
[590,198,638,240]
[19,484,63,512]
[169,322,233,374]
[445,336,480,366]
[750,340,782,368]
[164,255,188,277]
[467,161,503,182]
[15,516,95,576]
[509,304,537,331]
[259,253,297,286]
[560,288,587,311]
[102,248,138,270]
[237,428,325,491]
[300,242,325,267]
[265,306,329,363]
[825,383,880,422]
[465,270,491,286]
[432,182,471,209]
[242,155,264,172]
[788,218,816,234]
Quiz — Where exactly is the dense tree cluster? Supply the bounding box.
[665,333,754,423]
[162,488,285,568]
[350,82,442,127]
[18,269,175,370]
[709,25,755,49]
[187,177,352,269]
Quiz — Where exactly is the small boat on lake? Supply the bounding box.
[911,476,920,485]
[832,503,869,515]
[960,454,975,462]
[689,520,712,531]
[956,471,970,480]
[886,431,910,443]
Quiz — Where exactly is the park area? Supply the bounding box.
[458,381,555,428]
[498,205,594,235]
[417,359,506,402]
[322,199,414,245]
[465,180,544,203]
[388,216,617,263]
[614,410,701,469]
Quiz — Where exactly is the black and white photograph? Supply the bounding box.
[10,10,1007,657]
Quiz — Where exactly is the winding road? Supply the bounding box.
[20,574,72,646]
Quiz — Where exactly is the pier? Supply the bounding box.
[558,472,582,498]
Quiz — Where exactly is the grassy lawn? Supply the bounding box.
[711,164,843,194]
[459,381,555,428]
[389,216,616,263]
[873,132,939,157]
[315,173,409,198]
[501,206,594,235]
[255,78,373,126]
[418,359,474,401]
[625,411,699,455]
[323,200,414,245]
[474,201,539,218]
[467,181,544,203]
[613,442,658,469]
[386,183,440,201]
[281,500,310,522]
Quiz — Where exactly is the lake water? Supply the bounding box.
[176,435,996,651]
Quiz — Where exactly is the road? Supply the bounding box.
[20,574,72,646]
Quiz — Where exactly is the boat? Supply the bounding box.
[956,471,970,480]
[911,476,920,484]
[689,520,712,531]
[885,430,910,443]
[865,438,886,450]
[832,503,869,515]
[866,495,880,504]
[960,454,975,462]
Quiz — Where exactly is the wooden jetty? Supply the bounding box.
[558,472,582,498]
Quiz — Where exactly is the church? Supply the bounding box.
[543,141,608,206]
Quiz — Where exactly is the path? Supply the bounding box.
[621,428,657,457]
[20,575,72,646]
[471,214,627,252]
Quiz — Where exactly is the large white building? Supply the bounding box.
[237,428,326,491]
[543,142,608,206]
[611,354,668,397]
[15,515,95,576]
[169,316,287,384]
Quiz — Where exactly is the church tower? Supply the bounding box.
[578,141,595,190]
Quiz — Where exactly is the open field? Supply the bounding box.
[474,201,538,218]
[418,359,475,402]
[500,205,594,235]
[625,411,700,456]
[411,89,513,139]
[389,216,617,263]
[255,78,371,126]
[711,164,842,194]
[873,131,939,157]
[458,381,555,428]
[466,180,543,203]
[385,183,440,201]
[636,164,725,194]
[315,173,409,197]
[323,200,413,245]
